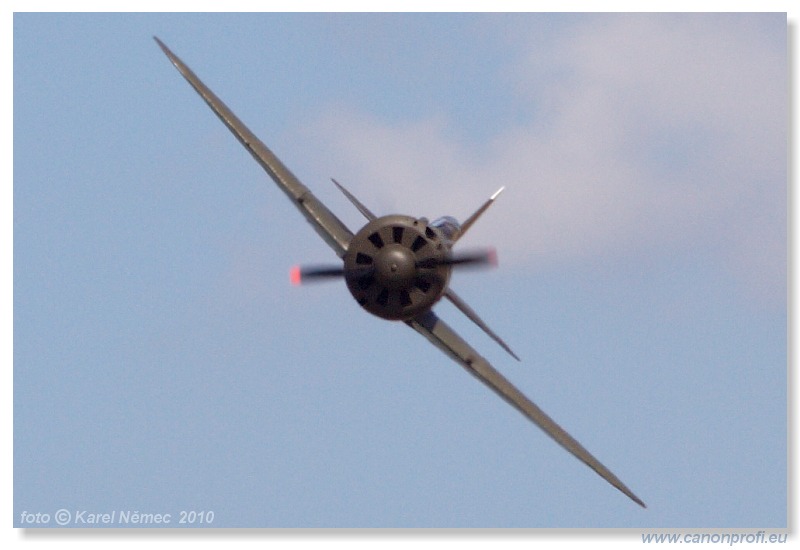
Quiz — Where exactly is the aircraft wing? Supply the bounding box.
[405,309,646,508]
[155,38,353,257]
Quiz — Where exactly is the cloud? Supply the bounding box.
[303,14,785,306]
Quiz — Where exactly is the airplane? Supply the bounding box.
[154,37,646,509]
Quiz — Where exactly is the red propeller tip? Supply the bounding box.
[488,248,498,267]
[289,265,302,286]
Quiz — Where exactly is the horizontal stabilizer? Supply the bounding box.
[332,178,377,221]
[445,288,520,361]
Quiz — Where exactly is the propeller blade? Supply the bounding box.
[291,265,376,285]
[290,265,346,285]
[417,248,497,269]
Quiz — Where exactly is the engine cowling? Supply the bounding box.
[343,215,451,320]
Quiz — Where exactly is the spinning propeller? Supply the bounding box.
[291,247,497,284]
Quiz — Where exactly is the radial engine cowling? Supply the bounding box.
[343,215,451,321]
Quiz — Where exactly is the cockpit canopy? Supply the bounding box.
[430,216,461,244]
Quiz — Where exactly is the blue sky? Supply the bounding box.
[12,12,786,529]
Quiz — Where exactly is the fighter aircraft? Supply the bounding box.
[155,37,646,509]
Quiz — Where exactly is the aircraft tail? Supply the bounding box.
[456,186,505,242]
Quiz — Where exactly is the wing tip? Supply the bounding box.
[153,36,188,75]
[153,35,169,54]
[610,478,647,508]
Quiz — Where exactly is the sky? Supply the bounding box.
[12,12,787,530]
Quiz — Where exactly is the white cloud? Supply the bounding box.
[304,14,785,306]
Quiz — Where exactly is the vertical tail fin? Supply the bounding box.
[457,186,505,242]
